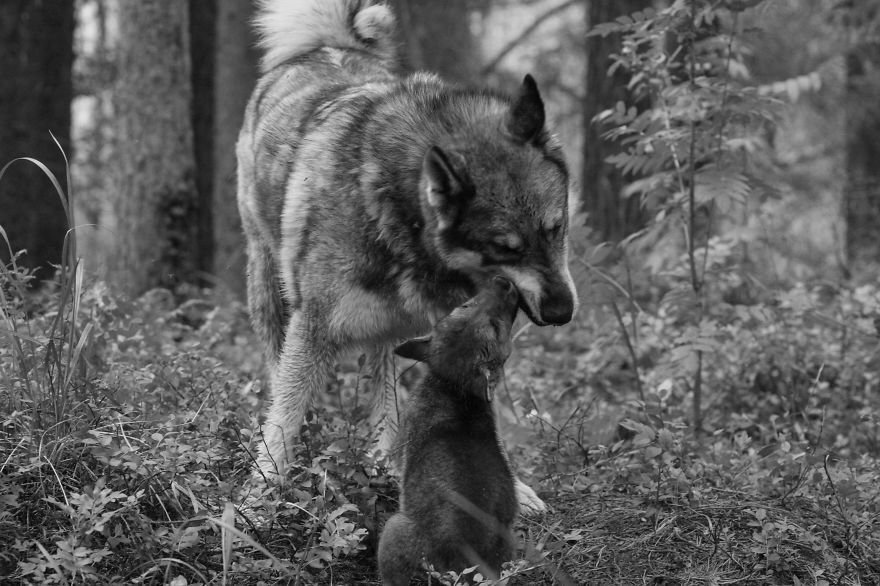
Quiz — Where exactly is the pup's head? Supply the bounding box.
[394,276,518,403]
[420,75,577,326]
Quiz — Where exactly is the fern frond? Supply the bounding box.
[694,168,751,212]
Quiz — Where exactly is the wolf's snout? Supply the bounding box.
[540,293,574,325]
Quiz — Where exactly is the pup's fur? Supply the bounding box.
[378,277,520,585]
[238,0,577,510]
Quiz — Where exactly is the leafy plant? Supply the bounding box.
[588,0,786,434]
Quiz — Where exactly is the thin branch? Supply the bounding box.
[686,0,703,436]
[480,0,580,76]
[686,29,699,294]
[610,298,645,404]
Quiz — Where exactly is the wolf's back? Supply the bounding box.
[255,0,396,73]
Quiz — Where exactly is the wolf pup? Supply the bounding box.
[378,276,520,585]
[237,0,577,512]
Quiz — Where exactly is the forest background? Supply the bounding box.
[1,0,879,584]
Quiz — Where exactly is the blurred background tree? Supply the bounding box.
[390,0,491,84]
[106,0,200,296]
[0,0,74,281]
[582,0,651,242]
[840,2,880,274]
[212,0,258,298]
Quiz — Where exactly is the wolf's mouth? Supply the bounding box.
[518,296,548,327]
[518,290,574,326]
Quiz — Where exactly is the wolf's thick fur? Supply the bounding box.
[378,277,520,585]
[238,0,577,509]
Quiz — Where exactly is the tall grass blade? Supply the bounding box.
[0,157,70,220]
[49,131,76,265]
[221,501,235,585]
[63,321,92,393]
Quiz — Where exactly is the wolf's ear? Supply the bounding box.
[422,146,469,231]
[507,74,546,145]
[394,335,432,362]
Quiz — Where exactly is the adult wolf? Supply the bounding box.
[237,0,577,512]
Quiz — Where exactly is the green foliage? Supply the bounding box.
[585,0,791,435]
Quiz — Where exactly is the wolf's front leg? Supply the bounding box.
[364,345,404,460]
[257,310,337,480]
[514,477,547,514]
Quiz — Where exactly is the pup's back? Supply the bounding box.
[378,277,520,585]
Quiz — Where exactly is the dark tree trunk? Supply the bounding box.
[582,0,650,242]
[844,42,880,272]
[213,0,259,299]
[390,0,489,84]
[108,0,199,296]
[190,0,217,287]
[0,0,75,280]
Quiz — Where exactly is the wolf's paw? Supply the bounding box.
[515,477,547,515]
[253,457,285,486]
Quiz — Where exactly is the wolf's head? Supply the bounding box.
[419,75,577,326]
[394,276,518,402]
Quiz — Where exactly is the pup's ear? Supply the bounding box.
[507,74,546,145]
[422,146,470,231]
[394,335,432,362]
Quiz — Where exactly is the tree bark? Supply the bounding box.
[582,0,650,242]
[108,0,199,296]
[190,0,217,289]
[213,0,259,299]
[0,0,74,280]
[844,42,880,272]
[389,0,489,84]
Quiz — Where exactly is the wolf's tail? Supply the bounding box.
[255,0,397,73]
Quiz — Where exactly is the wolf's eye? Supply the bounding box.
[544,221,563,240]
[486,242,522,262]
[486,235,523,261]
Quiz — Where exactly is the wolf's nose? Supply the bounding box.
[540,295,573,325]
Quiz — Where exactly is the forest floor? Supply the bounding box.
[2,276,880,585]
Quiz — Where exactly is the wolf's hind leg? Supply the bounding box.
[257,310,336,480]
